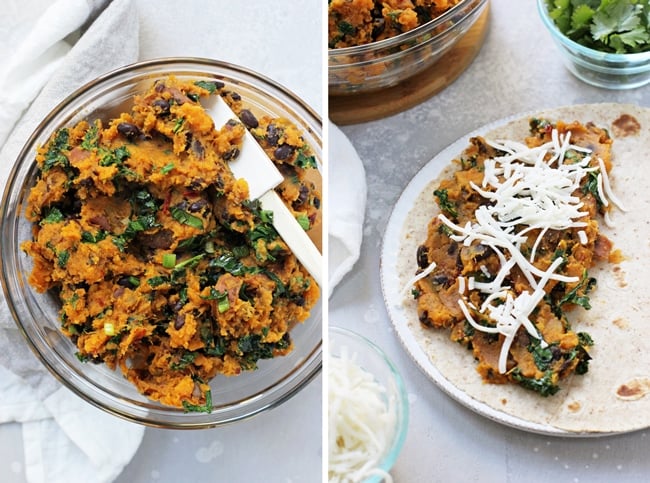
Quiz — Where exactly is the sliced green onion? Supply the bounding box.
[162,253,177,268]
[217,295,230,313]
[170,206,204,229]
[296,213,310,231]
[175,253,205,270]
[172,117,185,133]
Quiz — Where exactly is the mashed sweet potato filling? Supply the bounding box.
[412,119,618,396]
[22,77,321,410]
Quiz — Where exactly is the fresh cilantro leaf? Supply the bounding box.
[547,0,650,53]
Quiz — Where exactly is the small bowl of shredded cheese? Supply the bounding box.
[328,326,409,483]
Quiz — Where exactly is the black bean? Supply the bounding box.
[274,144,293,160]
[188,199,207,212]
[313,196,320,209]
[154,82,166,93]
[152,99,170,116]
[117,276,138,289]
[191,138,205,158]
[297,185,309,205]
[223,147,240,161]
[175,200,188,211]
[174,314,185,330]
[117,122,141,139]
[188,178,205,191]
[432,274,449,285]
[447,241,458,256]
[416,245,429,269]
[266,124,279,145]
[372,18,385,38]
[239,109,258,129]
[551,345,563,361]
[470,243,491,261]
[230,92,241,101]
[419,311,432,327]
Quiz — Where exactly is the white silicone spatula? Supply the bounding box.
[206,94,322,287]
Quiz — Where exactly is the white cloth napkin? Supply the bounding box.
[328,121,368,296]
[0,1,144,482]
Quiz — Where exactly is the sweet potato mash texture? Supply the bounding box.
[22,77,321,411]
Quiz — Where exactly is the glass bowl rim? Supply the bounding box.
[537,0,650,63]
[0,56,323,429]
[328,325,410,480]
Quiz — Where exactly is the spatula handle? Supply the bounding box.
[260,190,322,288]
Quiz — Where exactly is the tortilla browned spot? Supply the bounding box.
[616,378,650,401]
[612,114,641,137]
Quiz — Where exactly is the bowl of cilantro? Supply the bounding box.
[538,0,650,89]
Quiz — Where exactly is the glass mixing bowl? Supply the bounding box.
[328,0,488,95]
[0,58,322,429]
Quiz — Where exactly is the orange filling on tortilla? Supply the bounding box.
[413,119,617,396]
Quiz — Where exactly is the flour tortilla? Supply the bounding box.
[386,103,650,435]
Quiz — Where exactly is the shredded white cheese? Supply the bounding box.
[578,229,588,245]
[328,348,396,483]
[400,261,436,300]
[439,128,623,374]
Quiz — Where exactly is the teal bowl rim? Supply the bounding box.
[537,0,650,67]
[328,326,410,482]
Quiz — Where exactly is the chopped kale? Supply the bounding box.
[433,188,458,218]
[42,129,70,171]
[170,351,197,370]
[182,388,212,413]
[558,270,597,310]
[295,149,317,169]
[528,339,556,372]
[511,369,560,397]
[81,230,108,243]
[80,123,100,150]
[171,206,204,229]
[194,80,219,94]
[40,207,65,225]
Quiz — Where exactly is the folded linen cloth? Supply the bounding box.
[0,1,144,482]
[328,121,368,296]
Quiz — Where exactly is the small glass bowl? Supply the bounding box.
[537,0,650,89]
[0,58,322,429]
[328,326,409,482]
[328,0,488,95]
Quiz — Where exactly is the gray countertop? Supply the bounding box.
[331,0,650,481]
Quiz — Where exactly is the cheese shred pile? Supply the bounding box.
[328,347,396,483]
[440,129,624,374]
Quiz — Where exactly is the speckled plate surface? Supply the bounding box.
[381,104,650,436]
